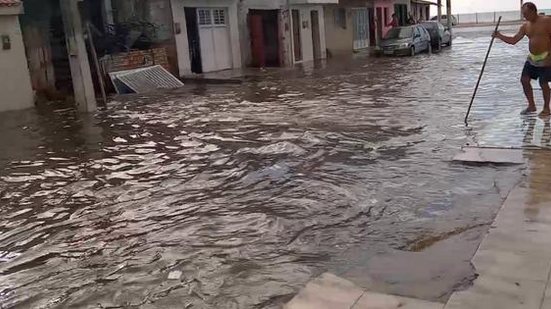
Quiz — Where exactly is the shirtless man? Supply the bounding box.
[493,2,551,117]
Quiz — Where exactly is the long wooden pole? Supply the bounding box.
[437,0,442,22]
[446,0,452,46]
[86,22,107,107]
[464,16,502,125]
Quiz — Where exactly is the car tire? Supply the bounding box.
[428,44,432,54]
[410,46,415,57]
[437,39,442,52]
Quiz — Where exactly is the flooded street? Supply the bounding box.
[0,26,536,308]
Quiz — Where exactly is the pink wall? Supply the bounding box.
[374,0,395,39]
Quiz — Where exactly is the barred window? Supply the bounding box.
[198,9,212,25]
[213,9,226,25]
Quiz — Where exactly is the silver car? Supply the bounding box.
[381,25,432,56]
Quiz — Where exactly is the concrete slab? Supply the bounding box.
[285,273,444,309]
[472,248,551,282]
[352,292,444,309]
[453,147,526,164]
[541,283,551,309]
[444,152,551,309]
[445,275,546,309]
[477,227,551,257]
[284,273,364,309]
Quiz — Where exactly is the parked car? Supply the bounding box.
[420,21,451,51]
[381,25,432,56]
[431,15,458,26]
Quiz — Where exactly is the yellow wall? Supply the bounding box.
[0,14,34,112]
[324,6,354,56]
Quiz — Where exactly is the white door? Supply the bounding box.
[353,9,369,50]
[197,8,232,72]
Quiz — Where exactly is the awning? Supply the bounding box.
[411,0,439,6]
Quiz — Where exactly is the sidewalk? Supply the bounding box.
[285,111,551,308]
[285,149,551,309]
[446,150,551,309]
[284,273,443,309]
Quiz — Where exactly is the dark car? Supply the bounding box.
[421,21,451,51]
[380,25,432,56]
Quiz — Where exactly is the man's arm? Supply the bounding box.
[493,24,526,45]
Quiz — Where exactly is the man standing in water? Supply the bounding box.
[493,2,551,117]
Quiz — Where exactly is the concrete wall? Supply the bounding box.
[0,14,34,112]
[374,0,394,39]
[411,3,430,21]
[324,6,354,56]
[393,0,410,13]
[170,0,242,75]
[290,5,328,63]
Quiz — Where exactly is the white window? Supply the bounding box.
[334,8,346,29]
[197,8,227,27]
[213,9,226,26]
[198,9,212,26]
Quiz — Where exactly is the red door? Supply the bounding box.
[249,15,265,67]
[376,8,383,42]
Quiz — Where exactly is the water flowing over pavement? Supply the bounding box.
[0,26,542,308]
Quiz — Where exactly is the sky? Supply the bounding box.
[439,0,550,14]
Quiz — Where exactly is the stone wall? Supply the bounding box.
[100,47,170,73]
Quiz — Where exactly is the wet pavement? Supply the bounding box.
[445,150,551,309]
[0,25,546,308]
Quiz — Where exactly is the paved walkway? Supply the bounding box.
[285,149,551,309]
[445,150,551,309]
[284,273,444,309]
[286,111,551,308]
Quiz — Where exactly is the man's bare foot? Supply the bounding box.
[521,107,537,115]
[539,109,551,118]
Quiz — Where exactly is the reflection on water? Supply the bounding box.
[0,27,534,308]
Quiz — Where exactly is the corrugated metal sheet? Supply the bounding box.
[109,65,184,94]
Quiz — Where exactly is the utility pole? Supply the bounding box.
[520,0,524,20]
[437,0,442,23]
[59,0,97,112]
[446,0,452,46]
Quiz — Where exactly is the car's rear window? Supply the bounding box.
[421,23,437,29]
[385,27,413,39]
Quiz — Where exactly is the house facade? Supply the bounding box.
[171,0,242,74]
[324,0,396,56]
[411,0,435,22]
[238,0,334,68]
[393,0,410,25]
[0,0,34,112]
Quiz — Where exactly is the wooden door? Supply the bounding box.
[292,9,302,62]
[376,7,383,43]
[197,8,232,72]
[368,8,376,46]
[311,10,321,60]
[249,14,265,67]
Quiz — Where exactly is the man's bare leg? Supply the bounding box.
[540,79,551,117]
[522,75,537,114]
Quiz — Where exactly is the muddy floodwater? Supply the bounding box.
[0,26,534,308]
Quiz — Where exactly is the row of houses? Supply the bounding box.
[0,0,437,113]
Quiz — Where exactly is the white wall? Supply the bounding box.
[0,14,34,112]
[290,5,327,63]
[170,0,242,75]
